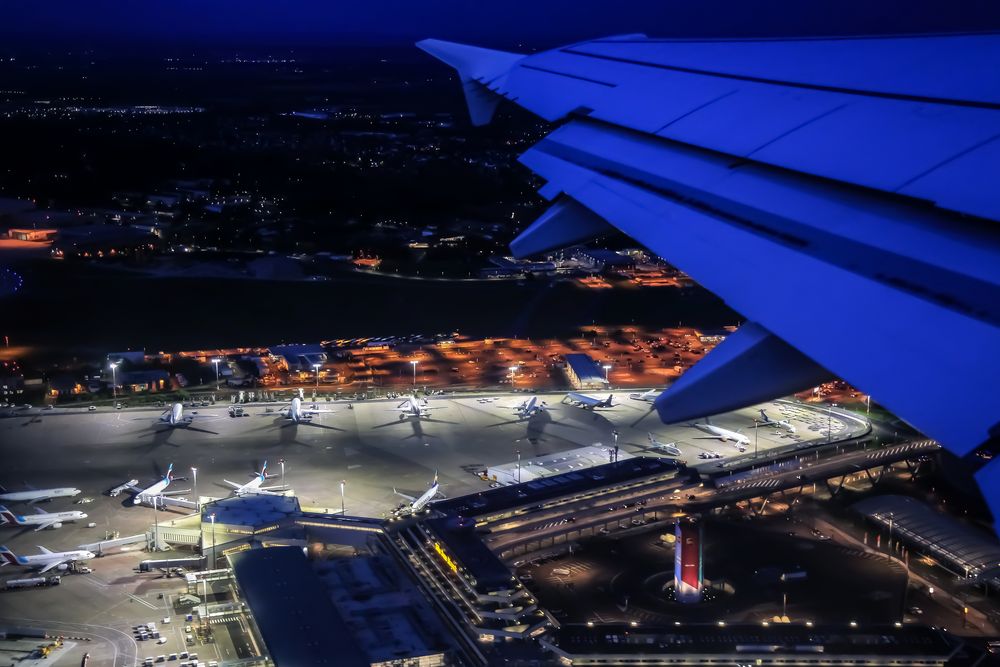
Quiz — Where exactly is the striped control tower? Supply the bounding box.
[674,519,703,603]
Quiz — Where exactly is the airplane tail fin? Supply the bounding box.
[0,506,20,525]
[166,463,174,480]
[260,460,268,480]
[0,545,20,565]
[433,470,438,486]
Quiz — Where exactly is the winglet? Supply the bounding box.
[416,38,524,126]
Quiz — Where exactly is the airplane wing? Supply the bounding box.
[160,488,192,496]
[419,35,1000,524]
[38,558,67,574]
[33,520,56,532]
[393,487,417,503]
[33,506,47,515]
[222,480,243,490]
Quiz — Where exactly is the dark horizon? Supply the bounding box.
[3,0,1000,55]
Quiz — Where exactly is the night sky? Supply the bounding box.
[2,0,999,51]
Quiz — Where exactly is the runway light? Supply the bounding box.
[805,621,813,627]
[630,621,638,627]
[674,621,681,626]
[849,621,858,628]
[586,621,594,627]
[717,621,726,627]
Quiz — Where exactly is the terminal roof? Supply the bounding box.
[231,546,369,667]
[551,623,955,657]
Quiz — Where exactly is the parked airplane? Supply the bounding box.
[565,393,615,410]
[393,472,442,516]
[629,389,661,403]
[0,485,81,504]
[156,402,216,428]
[647,433,681,456]
[693,422,751,451]
[270,397,335,423]
[0,505,87,532]
[758,409,796,433]
[120,464,194,508]
[223,461,286,497]
[0,545,95,573]
[393,395,437,419]
[512,396,546,419]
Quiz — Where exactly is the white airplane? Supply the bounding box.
[270,397,336,423]
[393,472,443,516]
[565,393,615,410]
[512,396,546,418]
[0,484,82,504]
[223,461,286,497]
[392,395,437,419]
[647,433,681,456]
[122,464,193,507]
[758,409,796,433]
[629,389,661,403]
[693,422,751,452]
[0,505,87,532]
[156,402,216,428]
[0,544,95,573]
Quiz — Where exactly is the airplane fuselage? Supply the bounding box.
[696,423,751,447]
[1,548,95,570]
[0,488,81,503]
[0,509,87,529]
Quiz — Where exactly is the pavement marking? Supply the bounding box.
[128,593,157,609]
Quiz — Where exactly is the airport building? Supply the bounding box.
[540,623,960,666]
[563,353,608,389]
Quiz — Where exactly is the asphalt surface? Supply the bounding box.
[0,391,856,657]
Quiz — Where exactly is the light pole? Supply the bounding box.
[312,363,322,398]
[212,358,221,390]
[109,362,119,400]
[279,458,285,492]
[887,512,894,562]
[191,466,199,512]
[209,513,216,569]
[754,420,759,459]
[509,365,518,388]
[152,495,160,552]
[516,449,521,484]
[410,360,418,390]
[340,479,346,515]
[602,364,612,385]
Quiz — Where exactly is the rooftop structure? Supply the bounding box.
[231,546,369,667]
[541,623,959,666]
[854,494,1000,580]
[563,353,608,389]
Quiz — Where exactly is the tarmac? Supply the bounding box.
[0,391,863,665]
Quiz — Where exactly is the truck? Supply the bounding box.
[6,576,60,589]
